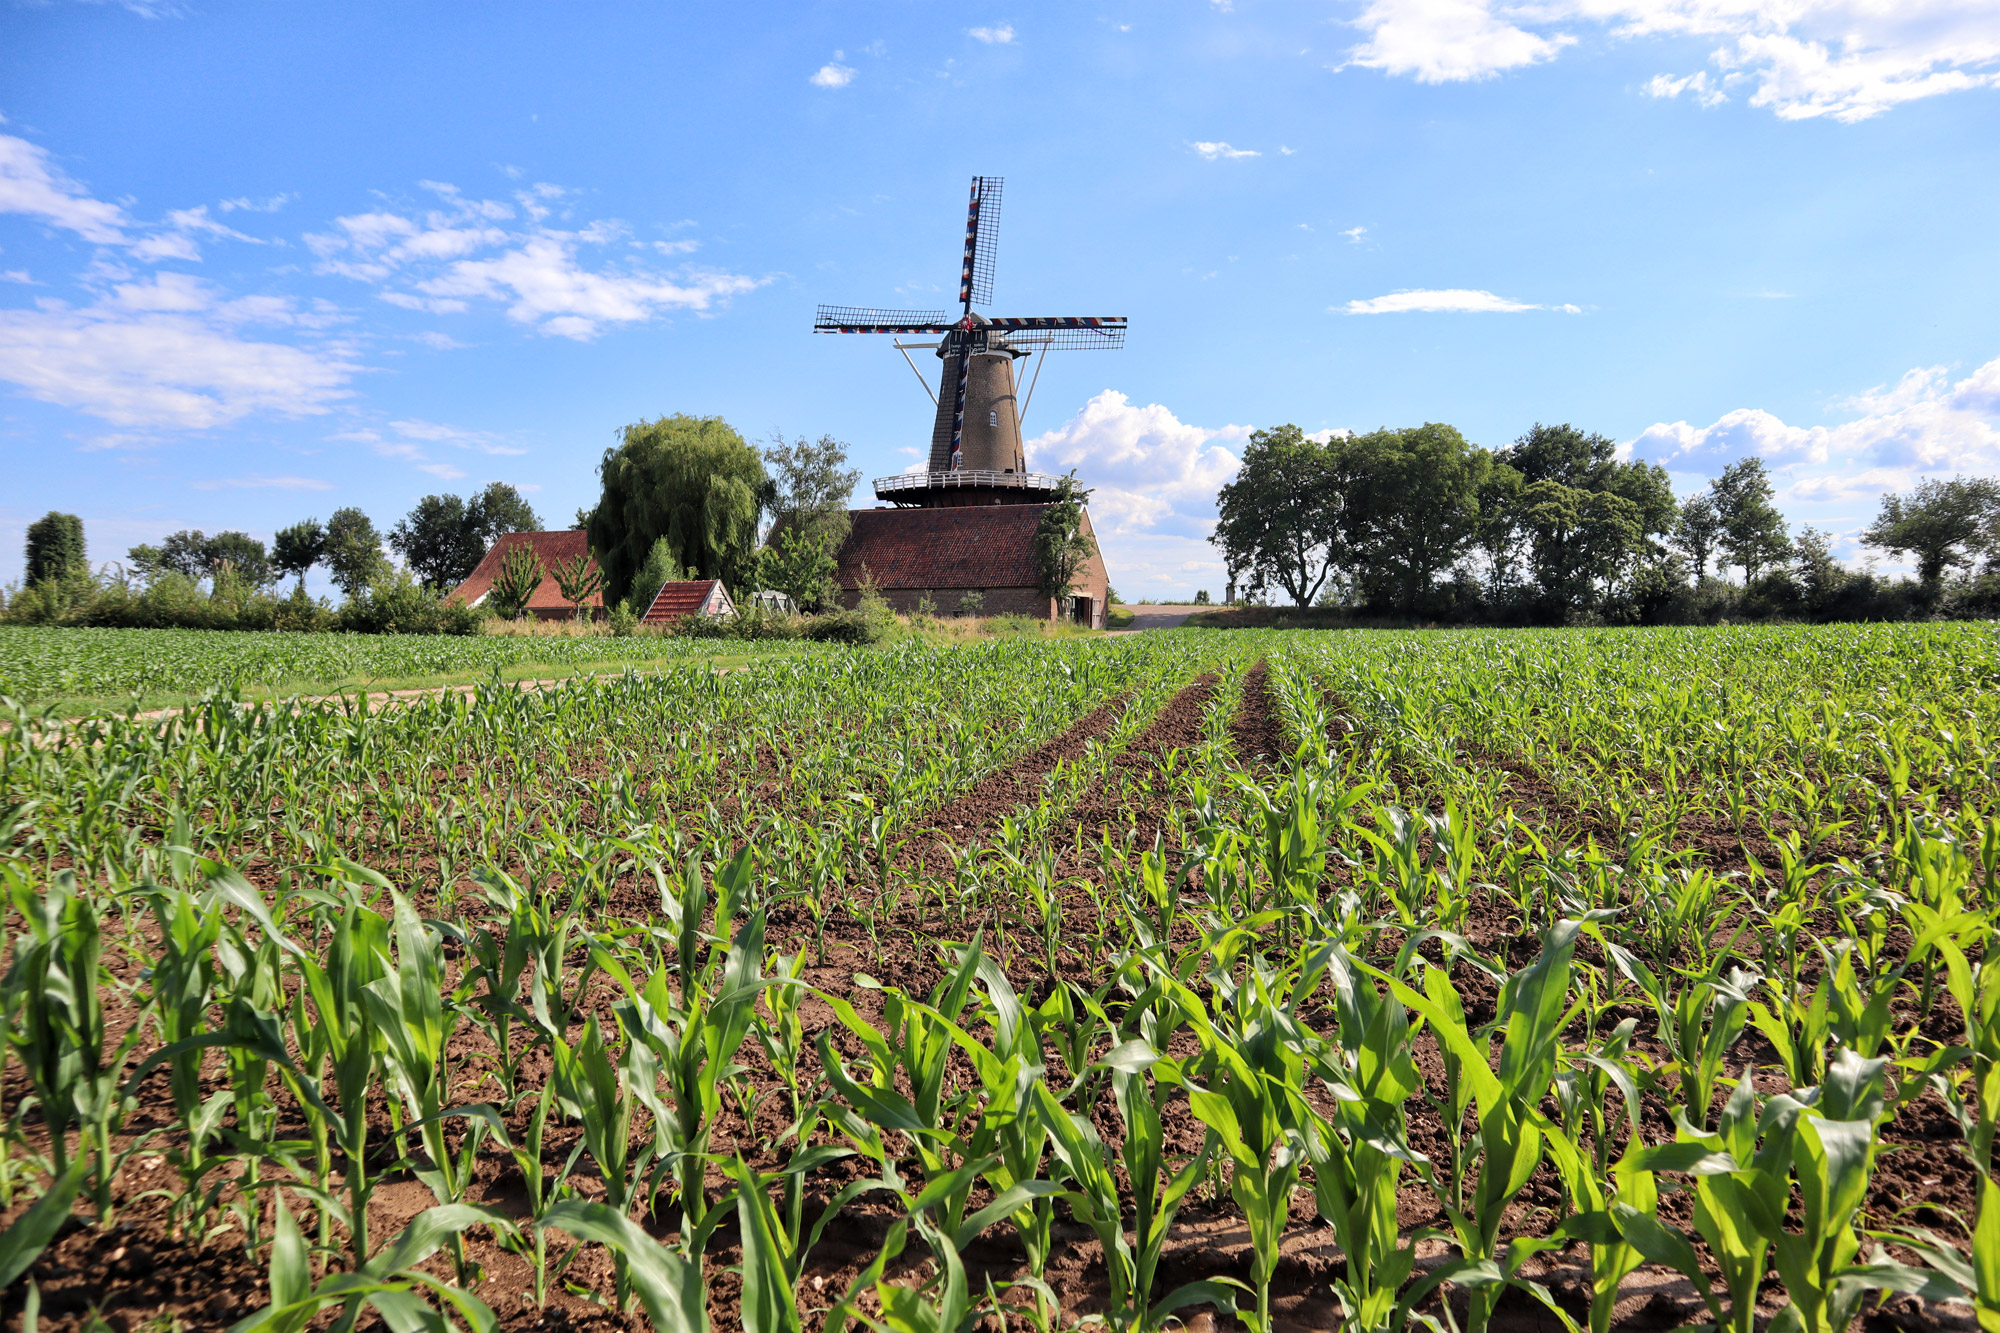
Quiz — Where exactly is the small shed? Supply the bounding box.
[642,579,735,625]
[449,531,605,622]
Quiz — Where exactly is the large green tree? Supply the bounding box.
[1861,475,2000,587]
[1710,458,1791,582]
[586,414,767,605]
[1348,423,1491,615]
[763,433,860,548]
[128,530,273,587]
[24,512,85,586]
[1515,482,1643,618]
[1492,423,1674,611]
[389,482,543,590]
[272,519,326,590]
[1672,495,1723,580]
[1212,424,1357,609]
[324,507,388,598]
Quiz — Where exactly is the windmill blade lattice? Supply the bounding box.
[814,305,955,333]
[959,176,1002,309]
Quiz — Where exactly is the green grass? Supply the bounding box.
[0,624,812,714]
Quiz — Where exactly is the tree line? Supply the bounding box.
[5,482,545,634]
[1214,421,2000,624]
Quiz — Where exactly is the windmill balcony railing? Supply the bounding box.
[873,469,1063,496]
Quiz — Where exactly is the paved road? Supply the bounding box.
[1112,603,1210,632]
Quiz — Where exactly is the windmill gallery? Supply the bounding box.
[811,176,1118,628]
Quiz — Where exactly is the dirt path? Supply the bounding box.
[1109,603,1208,632]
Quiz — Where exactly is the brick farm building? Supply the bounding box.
[824,502,1110,627]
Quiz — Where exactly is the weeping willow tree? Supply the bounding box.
[585,414,768,606]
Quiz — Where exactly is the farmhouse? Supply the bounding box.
[827,502,1110,627]
[449,530,604,622]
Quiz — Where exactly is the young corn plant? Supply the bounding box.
[363,892,490,1280]
[1302,946,1433,1333]
[1153,965,1309,1333]
[295,893,390,1261]
[1041,1048,1236,1333]
[232,1190,520,1333]
[138,884,229,1238]
[603,892,767,1234]
[2,870,144,1225]
[1363,918,1592,1333]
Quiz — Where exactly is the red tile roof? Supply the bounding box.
[822,505,1054,590]
[642,579,731,623]
[449,531,605,612]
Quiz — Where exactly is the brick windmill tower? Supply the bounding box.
[809,177,1121,624]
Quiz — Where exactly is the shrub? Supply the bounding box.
[675,606,806,641]
[802,608,887,644]
[335,571,482,636]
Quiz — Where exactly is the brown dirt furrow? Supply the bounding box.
[897,693,1129,873]
[1061,673,1220,854]
[1229,659,1288,770]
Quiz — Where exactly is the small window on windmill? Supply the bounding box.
[988,408,999,428]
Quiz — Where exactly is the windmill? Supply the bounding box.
[815,176,1127,506]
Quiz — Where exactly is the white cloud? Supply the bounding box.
[1346,0,1574,83]
[219,193,295,214]
[412,236,764,339]
[189,475,334,491]
[306,186,764,339]
[969,23,1015,43]
[1026,389,1248,537]
[1,269,37,284]
[811,55,857,88]
[1343,0,2000,122]
[0,133,131,244]
[1189,141,1261,159]
[1341,287,1561,313]
[1341,225,1368,242]
[0,296,357,429]
[1645,70,1729,107]
[1627,352,2000,481]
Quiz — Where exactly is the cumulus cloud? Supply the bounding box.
[1023,390,1250,597]
[1341,287,1575,313]
[1026,389,1248,536]
[811,55,857,87]
[0,264,357,430]
[1347,0,1575,83]
[1189,141,1261,159]
[1342,0,2000,122]
[1341,226,1369,242]
[1627,352,2000,491]
[306,183,765,339]
[969,23,1015,42]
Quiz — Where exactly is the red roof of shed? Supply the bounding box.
[642,579,729,623]
[449,531,605,612]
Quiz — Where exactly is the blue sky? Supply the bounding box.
[2,0,1997,598]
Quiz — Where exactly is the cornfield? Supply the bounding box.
[1,623,1996,1332]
